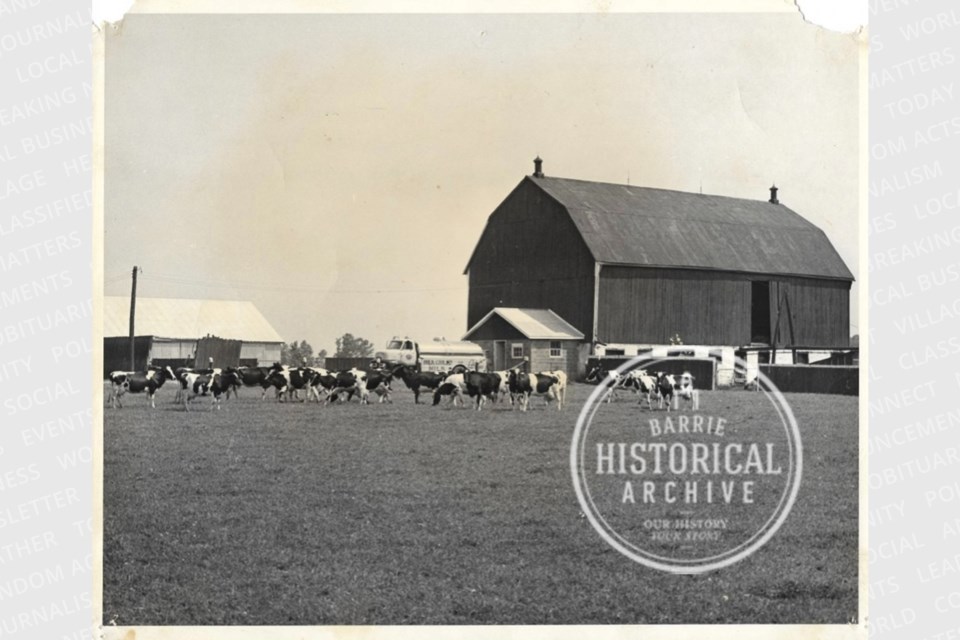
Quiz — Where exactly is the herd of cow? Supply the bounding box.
[585,364,700,411]
[106,361,699,412]
[106,362,571,412]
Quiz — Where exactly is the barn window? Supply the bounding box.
[549,341,562,358]
[511,343,524,359]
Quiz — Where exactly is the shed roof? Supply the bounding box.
[103,296,284,343]
[463,308,585,341]
[467,176,854,281]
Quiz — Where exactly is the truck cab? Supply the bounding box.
[378,337,420,367]
[375,336,485,373]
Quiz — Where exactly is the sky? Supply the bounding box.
[104,12,862,354]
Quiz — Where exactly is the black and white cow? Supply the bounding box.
[586,364,624,403]
[266,366,314,402]
[462,371,504,411]
[585,363,609,384]
[675,371,699,410]
[432,373,466,407]
[508,370,560,412]
[230,366,277,400]
[304,367,338,403]
[108,366,177,409]
[327,369,396,404]
[361,369,395,404]
[609,369,657,409]
[537,370,568,410]
[490,370,515,405]
[392,365,446,404]
[655,372,677,411]
[180,370,240,411]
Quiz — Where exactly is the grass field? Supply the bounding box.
[102,382,859,626]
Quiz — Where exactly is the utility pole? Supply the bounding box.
[129,266,139,370]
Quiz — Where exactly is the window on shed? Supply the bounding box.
[549,341,562,358]
[511,343,524,359]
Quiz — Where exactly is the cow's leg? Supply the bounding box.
[413,386,420,404]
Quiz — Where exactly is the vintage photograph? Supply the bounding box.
[100,9,862,631]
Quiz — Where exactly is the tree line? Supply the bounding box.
[280,332,375,366]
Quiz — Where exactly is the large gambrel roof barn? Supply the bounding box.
[465,159,853,351]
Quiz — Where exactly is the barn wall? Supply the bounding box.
[473,338,584,378]
[150,339,196,362]
[598,267,752,345]
[467,179,596,336]
[472,339,529,372]
[769,278,852,347]
[195,337,242,368]
[240,342,283,366]
[529,340,582,378]
[598,267,852,348]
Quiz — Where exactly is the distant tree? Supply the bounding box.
[316,348,328,366]
[334,333,375,358]
[281,339,315,366]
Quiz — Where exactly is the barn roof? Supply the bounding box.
[467,176,854,281]
[463,308,584,341]
[103,296,284,342]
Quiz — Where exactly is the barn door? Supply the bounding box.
[194,337,242,368]
[750,281,771,344]
[494,341,506,371]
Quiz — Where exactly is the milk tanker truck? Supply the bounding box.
[374,336,486,373]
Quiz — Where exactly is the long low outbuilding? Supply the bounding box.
[102,296,284,376]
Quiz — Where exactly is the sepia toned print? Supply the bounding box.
[98,6,865,639]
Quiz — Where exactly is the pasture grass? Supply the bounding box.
[103,383,858,625]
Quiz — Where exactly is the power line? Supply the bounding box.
[130,271,594,295]
[137,273,468,294]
